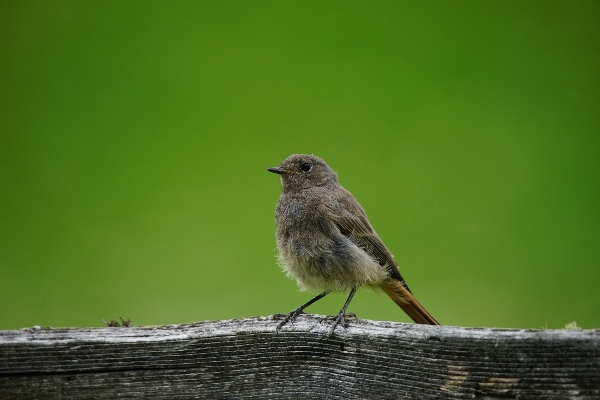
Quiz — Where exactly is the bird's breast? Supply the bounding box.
[274,196,387,292]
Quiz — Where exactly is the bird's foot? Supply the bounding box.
[275,307,305,333]
[327,311,356,337]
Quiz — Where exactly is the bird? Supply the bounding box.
[268,154,439,336]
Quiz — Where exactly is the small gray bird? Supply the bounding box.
[268,154,439,336]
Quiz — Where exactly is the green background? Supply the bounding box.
[1,1,599,331]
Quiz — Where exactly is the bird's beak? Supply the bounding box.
[267,167,287,175]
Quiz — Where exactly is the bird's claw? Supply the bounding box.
[328,311,355,337]
[275,308,305,333]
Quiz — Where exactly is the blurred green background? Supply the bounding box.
[1,1,599,331]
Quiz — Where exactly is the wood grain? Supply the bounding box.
[1,315,598,399]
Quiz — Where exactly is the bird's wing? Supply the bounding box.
[325,190,408,289]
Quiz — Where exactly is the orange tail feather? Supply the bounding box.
[380,278,439,325]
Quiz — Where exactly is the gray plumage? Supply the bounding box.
[268,154,438,335]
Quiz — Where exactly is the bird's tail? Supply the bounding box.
[380,278,439,325]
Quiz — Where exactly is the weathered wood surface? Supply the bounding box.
[1,315,598,399]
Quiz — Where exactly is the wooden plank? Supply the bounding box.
[1,315,599,399]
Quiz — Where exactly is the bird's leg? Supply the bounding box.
[276,292,329,332]
[328,288,357,337]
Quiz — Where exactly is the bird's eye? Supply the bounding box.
[301,163,311,172]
